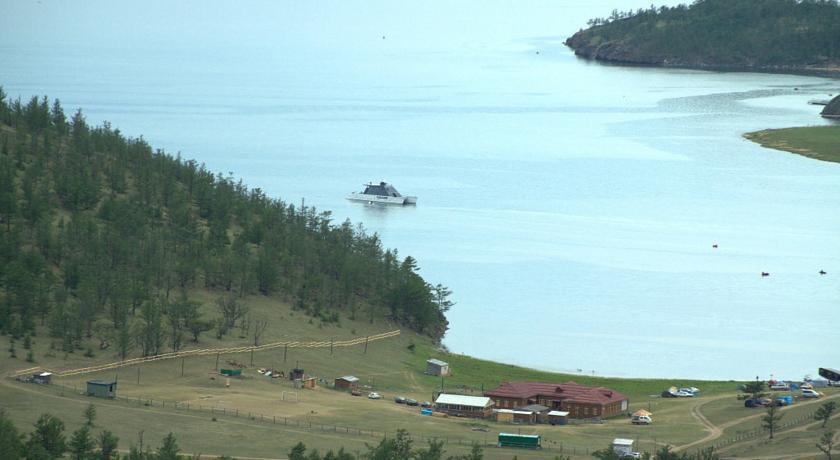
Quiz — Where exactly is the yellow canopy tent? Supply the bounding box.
[633,409,653,417]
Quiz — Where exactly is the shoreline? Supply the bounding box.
[744,126,840,164]
[565,50,840,80]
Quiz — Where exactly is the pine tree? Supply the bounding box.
[68,425,94,460]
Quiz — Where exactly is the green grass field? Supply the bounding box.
[745,125,840,164]
[2,293,838,459]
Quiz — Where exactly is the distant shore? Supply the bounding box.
[744,126,840,164]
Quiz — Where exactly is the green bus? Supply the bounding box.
[498,433,541,449]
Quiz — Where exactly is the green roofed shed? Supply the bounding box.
[86,380,117,398]
[498,433,540,449]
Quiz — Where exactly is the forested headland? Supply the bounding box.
[565,0,840,75]
[0,88,451,358]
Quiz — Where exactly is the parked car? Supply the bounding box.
[802,389,822,398]
[350,388,362,396]
[800,382,814,390]
[405,399,419,406]
[661,390,678,398]
[631,415,652,425]
[769,383,790,391]
[675,390,695,397]
[420,401,432,408]
[745,398,772,408]
[679,387,700,395]
[828,380,840,387]
[368,392,382,400]
[620,453,642,459]
[394,396,406,404]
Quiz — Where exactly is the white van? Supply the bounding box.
[631,415,652,425]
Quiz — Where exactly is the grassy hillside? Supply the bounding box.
[3,296,838,459]
[0,88,450,365]
[565,0,840,74]
[745,126,840,164]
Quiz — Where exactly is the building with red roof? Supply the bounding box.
[484,381,629,419]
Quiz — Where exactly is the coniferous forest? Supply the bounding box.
[566,0,840,72]
[0,88,451,357]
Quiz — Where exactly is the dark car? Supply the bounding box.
[744,398,772,408]
[405,399,419,406]
[420,401,432,408]
[394,396,406,404]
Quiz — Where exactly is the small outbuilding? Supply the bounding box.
[32,372,52,384]
[494,409,515,423]
[335,375,360,390]
[498,433,541,449]
[547,410,569,425]
[426,359,450,377]
[612,438,635,457]
[86,380,117,399]
[434,394,493,418]
[289,368,305,381]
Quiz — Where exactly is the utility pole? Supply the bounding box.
[181,358,185,377]
[284,344,288,363]
[215,353,220,370]
[364,336,369,354]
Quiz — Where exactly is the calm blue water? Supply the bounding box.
[2,0,839,380]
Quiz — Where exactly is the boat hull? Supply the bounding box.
[346,193,417,205]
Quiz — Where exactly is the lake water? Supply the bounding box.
[2,0,839,380]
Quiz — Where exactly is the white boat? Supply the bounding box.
[346,182,417,205]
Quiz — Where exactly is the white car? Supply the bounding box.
[631,415,652,425]
[368,392,382,400]
[675,390,695,397]
[802,389,822,398]
[769,383,790,391]
[679,387,700,395]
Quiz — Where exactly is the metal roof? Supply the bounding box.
[337,375,359,382]
[613,438,634,446]
[495,409,533,415]
[434,394,491,407]
[517,404,550,413]
[427,359,449,366]
[547,410,570,416]
[87,380,116,385]
[485,381,628,406]
[499,433,540,439]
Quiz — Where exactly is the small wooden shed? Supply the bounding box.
[612,438,635,457]
[426,358,450,376]
[495,409,515,423]
[335,375,359,390]
[32,372,52,384]
[289,367,305,381]
[86,380,117,399]
[547,410,569,425]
